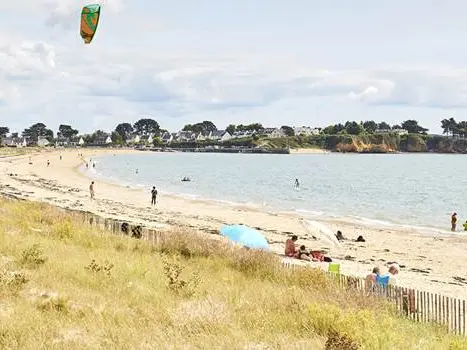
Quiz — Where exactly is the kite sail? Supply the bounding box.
[80,4,101,44]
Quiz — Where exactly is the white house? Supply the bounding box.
[269,128,285,138]
[161,132,174,144]
[232,130,255,139]
[176,131,197,142]
[37,136,50,147]
[78,137,85,146]
[208,130,232,142]
[375,128,408,135]
[2,137,27,148]
[293,126,320,136]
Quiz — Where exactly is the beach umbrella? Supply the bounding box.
[220,224,269,251]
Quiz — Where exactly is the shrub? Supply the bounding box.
[20,244,47,267]
[162,256,200,297]
[85,259,114,276]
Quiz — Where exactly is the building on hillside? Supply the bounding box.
[95,135,112,145]
[161,132,174,144]
[55,135,80,147]
[232,130,256,139]
[258,128,284,138]
[1,137,27,148]
[293,126,320,136]
[175,131,196,142]
[37,136,50,147]
[375,128,408,135]
[208,130,232,142]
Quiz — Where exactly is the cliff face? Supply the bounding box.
[264,134,467,153]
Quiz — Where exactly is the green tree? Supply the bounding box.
[377,122,391,130]
[115,123,134,142]
[401,120,428,134]
[362,121,377,133]
[58,124,79,139]
[183,121,217,134]
[441,117,458,137]
[22,123,54,141]
[281,125,295,136]
[226,124,236,134]
[0,127,9,137]
[133,118,160,136]
[153,136,163,147]
[111,131,123,145]
[344,121,364,135]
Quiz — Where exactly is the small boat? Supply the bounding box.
[181,177,191,182]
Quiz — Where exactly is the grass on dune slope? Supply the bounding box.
[0,199,465,349]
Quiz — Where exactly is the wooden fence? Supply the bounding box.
[281,261,466,336]
[70,209,467,336]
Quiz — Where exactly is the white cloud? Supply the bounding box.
[2,37,467,134]
[3,1,467,134]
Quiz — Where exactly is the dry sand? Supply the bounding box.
[1,148,466,298]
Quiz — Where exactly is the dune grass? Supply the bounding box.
[0,199,465,349]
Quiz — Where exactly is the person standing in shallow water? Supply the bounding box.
[151,186,158,206]
[451,213,457,231]
[294,178,300,188]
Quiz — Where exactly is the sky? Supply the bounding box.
[1,0,467,134]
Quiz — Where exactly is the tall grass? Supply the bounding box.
[0,198,465,349]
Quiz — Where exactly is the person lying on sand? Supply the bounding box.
[310,250,333,262]
[285,235,298,257]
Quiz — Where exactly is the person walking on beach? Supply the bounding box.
[451,212,458,231]
[89,181,95,200]
[151,186,158,206]
[47,160,50,167]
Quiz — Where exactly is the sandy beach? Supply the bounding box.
[1,148,466,299]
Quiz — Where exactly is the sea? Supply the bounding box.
[83,152,467,234]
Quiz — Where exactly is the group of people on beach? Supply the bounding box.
[284,235,333,262]
[365,264,400,287]
[451,213,467,231]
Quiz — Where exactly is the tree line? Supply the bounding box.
[441,118,467,138]
[1,117,466,146]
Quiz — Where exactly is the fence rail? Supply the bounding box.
[67,209,467,336]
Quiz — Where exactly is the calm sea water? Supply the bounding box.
[85,152,467,233]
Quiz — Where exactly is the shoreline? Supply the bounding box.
[1,148,467,298]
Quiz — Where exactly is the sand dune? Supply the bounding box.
[1,148,466,298]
